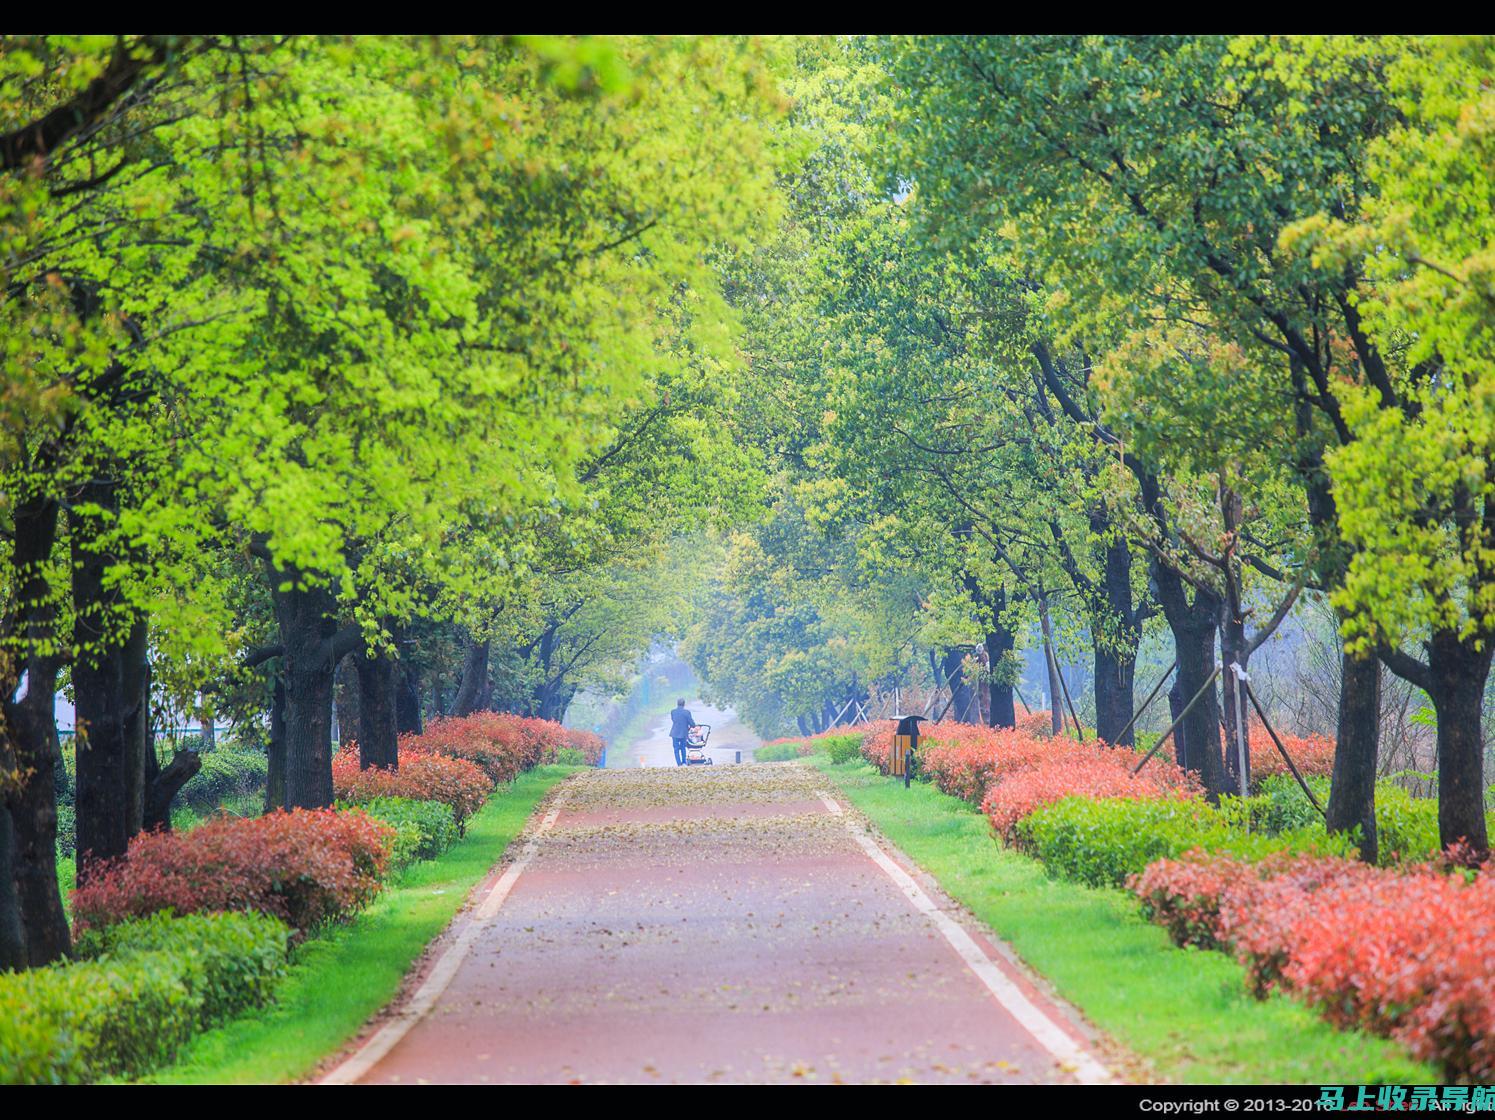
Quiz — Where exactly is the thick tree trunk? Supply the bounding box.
[2,496,72,966]
[1155,565,1229,799]
[1093,644,1137,748]
[356,646,399,770]
[71,617,150,882]
[69,483,131,882]
[452,639,490,717]
[985,629,1016,729]
[267,576,344,810]
[1326,649,1379,864]
[1094,531,1141,746]
[396,661,423,735]
[9,722,68,967]
[1426,632,1492,860]
[0,808,26,970]
[940,647,976,723]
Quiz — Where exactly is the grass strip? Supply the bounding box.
[142,764,578,1084]
[809,757,1434,1085]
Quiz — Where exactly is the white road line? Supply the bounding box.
[815,791,1114,1085]
[321,794,568,1085]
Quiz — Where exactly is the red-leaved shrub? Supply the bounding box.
[916,726,1105,804]
[407,712,600,779]
[1132,850,1495,1081]
[333,749,490,824]
[982,751,1198,842]
[72,808,393,933]
[561,726,605,766]
[1267,868,1495,1081]
[1016,709,1056,738]
[1246,719,1337,783]
[1131,852,1372,956]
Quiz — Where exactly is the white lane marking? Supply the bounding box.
[815,791,1113,1085]
[321,795,568,1085]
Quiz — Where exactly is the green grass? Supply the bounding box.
[807,758,1435,1085]
[139,764,579,1084]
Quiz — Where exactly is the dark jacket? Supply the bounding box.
[669,707,695,738]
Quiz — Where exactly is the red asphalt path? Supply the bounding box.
[324,766,1112,1085]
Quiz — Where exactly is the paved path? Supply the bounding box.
[325,765,1111,1085]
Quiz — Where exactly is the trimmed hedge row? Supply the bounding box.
[332,749,490,827]
[1132,852,1495,1082]
[71,808,394,934]
[347,796,460,867]
[0,911,289,1085]
[179,748,269,810]
[1014,796,1357,889]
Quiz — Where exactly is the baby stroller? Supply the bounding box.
[684,724,713,765]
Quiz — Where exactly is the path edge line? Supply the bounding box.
[320,793,568,1085]
[816,790,1114,1086]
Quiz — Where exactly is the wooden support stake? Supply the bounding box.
[1048,642,1085,742]
[1112,660,1176,749]
[1134,664,1222,775]
[1242,680,1325,816]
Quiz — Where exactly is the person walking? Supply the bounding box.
[669,698,695,767]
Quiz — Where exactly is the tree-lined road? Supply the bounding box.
[326,765,1111,1085]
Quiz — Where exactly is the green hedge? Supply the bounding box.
[344,796,459,868]
[754,742,800,762]
[0,911,289,1085]
[179,748,269,810]
[824,734,862,764]
[1230,776,1481,866]
[1015,797,1357,889]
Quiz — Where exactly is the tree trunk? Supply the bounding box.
[0,808,27,970]
[985,622,1016,729]
[1038,595,1064,736]
[333,653,358,750]
[396,661,423,735]
[1218,602,1251,796]
[265,675,287,814]
[1426,632,1492,860]
[1165,679,1187,766]
[69,483,141,882]
[1327,648,1379,864]
[144,745,201,832]
[1093,643,1137,748]
[1155,565,1229,799]
[73,613,150,882]
[356,645,399,770]
[2,495,72,966]
[1091,529,1142,746]
[267,576,342,810]
[452,639,490,717]
[940,648,974,724]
